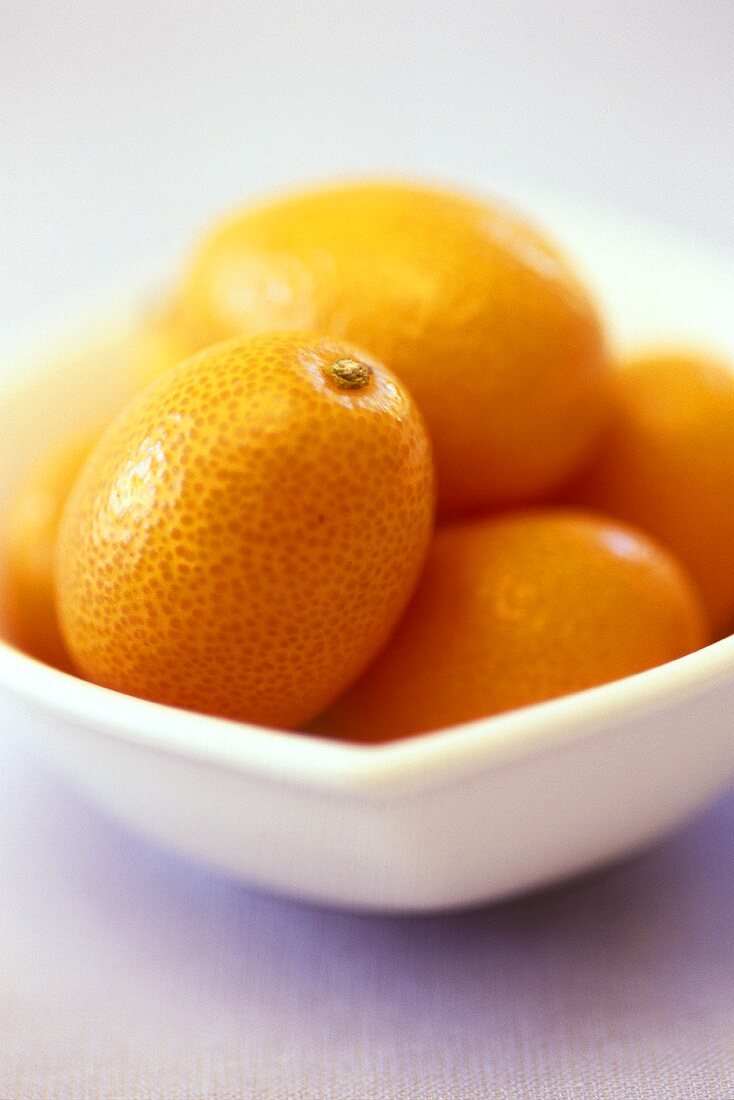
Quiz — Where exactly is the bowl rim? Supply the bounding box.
[2,188,734,801]
[2,630,734,798]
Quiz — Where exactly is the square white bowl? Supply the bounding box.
[1,185,733,912]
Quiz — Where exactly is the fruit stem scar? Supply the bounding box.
[326,359,372,390]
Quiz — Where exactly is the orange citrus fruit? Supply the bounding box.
[566,349,734,633]
[4,430,98,670]
[171,180,609,516]
[318,511,707,742]
[56,332,435,728]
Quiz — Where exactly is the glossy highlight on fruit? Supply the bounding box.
[319,510,708,742]
[56,332,435,729]
[4,430,98,671]
[173,180,610,516]
[567,349,734,633]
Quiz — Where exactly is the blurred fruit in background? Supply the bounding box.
[567,349,734,634]
[4,430,98,671]
[158,180,610,517]
[318,510,708,741]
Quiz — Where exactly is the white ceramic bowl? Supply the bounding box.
[1,187,734,913]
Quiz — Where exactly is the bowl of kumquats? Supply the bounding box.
[1,177,733,912]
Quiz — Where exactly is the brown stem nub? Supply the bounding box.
[326,358,373,390]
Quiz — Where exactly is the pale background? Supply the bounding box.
[2,2,734,1098]
[1,0,732,333]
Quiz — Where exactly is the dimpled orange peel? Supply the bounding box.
[55,332,435,728]
[171,180,610,516]
[4,430,99,671]
[567,349,734,634]
[317,511,708,742]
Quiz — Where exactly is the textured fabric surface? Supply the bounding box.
[1,711,733,1100]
